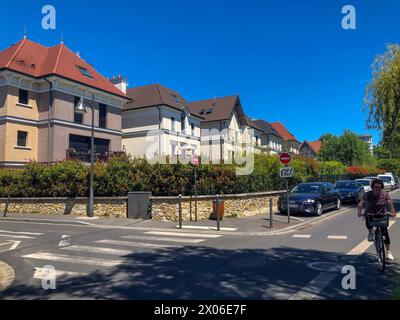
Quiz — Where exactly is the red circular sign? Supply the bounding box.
[280,153,291,165]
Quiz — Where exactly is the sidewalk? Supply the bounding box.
[0,207,351,235]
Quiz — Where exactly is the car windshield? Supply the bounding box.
[356,180,370,186]
[379,176,392,183]
[335,182,357,189]
[291,184,321,194]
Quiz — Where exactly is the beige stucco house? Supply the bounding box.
[0,38,129,167]
[122,84,202,161]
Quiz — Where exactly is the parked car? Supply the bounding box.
[278,182,341,216]
[334,180,365,204]
[377,174,395,191]
[355,178,372,193]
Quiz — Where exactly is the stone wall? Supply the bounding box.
[0,197,127,218]
[150,191,284,221]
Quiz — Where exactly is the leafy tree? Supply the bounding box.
[364,44,400,158]
[373,145,392,159]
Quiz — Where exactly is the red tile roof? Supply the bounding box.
[306,140,322,154]
[0,38,128,99]
[270,121,300,143]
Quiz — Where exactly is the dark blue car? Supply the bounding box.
[334,180,365,204]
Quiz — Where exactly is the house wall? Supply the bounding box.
[3,122,38,163]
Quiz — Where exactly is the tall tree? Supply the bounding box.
[364,44,400,158]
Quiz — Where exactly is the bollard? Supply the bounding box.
[269,198,273,229]
[178,194,183,229]
[216,194,221,231]
[3,196,10,217]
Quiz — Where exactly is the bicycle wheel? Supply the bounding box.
[375,229,386,273]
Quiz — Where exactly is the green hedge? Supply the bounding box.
[0,153,387,198]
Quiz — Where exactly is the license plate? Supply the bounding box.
[289,204,298,208]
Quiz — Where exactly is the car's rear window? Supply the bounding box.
[335,182,357,188]
[291,184,321,193]
[356,180,370,186]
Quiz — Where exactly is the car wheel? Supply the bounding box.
[315,201,323,216]
[336,198,341,210]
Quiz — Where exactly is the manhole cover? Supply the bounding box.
[227,257,266,268]
[307,262,343,273]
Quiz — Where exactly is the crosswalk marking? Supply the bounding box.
[62,245,132,256]
[176,225,238,231]
[0,230,44,236]
[0,234,35,239]
[327,235,348,240]
[145,231,222,238]
[22,252,123,267]
[122,235,205,244]
[33,267,88,279]
[95,239,181,249]
[292,234,312,239]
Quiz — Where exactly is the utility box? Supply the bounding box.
[127,192,152,219]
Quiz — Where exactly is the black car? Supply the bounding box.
[278,182,342,216]
[334,180,365,204]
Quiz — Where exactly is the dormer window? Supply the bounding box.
[172,94,183,105]
[199,108,214,116]
[77,66,93,78]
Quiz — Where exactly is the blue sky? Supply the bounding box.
[1,0,400,145]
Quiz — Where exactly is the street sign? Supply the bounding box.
[192,155,200,166]
[280,152,291,165]
[280,167,294,178]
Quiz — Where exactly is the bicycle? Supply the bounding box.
[363,213,391,273]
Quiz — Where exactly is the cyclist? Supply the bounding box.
[357,178,397,261]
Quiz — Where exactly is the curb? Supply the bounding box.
[0,260,15,293]
[0,217,93,226]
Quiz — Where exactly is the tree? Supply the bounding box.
[318,130,373,166]
[373,145,392,159]
[364,44,400,158]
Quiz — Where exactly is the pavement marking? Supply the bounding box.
[292,234,312,239]
[327,235,348,240]
[145,231,222,238]
[289,272,337,300]
[0,260,15,292]
[58,235,72,247]
[176,225,238,231]
[62,245,132,256]
[122,235,206,244]
[0,240,21,252]
[95,239,182,249]
[0,230,44,236]
[22,252,123,267]
[33,267,88,279]
[0,234,35,239]
[289,216,306,222]
[347,220,396,256]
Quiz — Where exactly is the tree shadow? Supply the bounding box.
[2,245,399,300]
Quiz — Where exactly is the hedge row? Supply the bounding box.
[0,154,392,198]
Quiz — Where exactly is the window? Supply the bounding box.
[181,114,185,132]
[77,66,93,78]
[191,123,195,136]
[99,104,107,128]
[74,97,83,124]
[199,108,214,116]
[171,117,176,132]
[172,94,183,105]
[19,89,28,105]
[17,131,28,147]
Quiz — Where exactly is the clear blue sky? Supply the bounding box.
[1,0,399,145]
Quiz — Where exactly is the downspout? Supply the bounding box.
[44,79,53,164]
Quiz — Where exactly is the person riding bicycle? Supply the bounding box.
[357,178,397,261]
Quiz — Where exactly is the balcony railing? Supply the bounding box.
[66,150,125,162]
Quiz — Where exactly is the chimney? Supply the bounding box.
[109,74,128,94]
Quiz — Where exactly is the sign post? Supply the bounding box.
[279,153,292,224]
[192,155,200,222]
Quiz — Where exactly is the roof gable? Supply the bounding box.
[253,119,282,138]
[270,121,300,143]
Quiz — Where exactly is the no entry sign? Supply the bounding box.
[279,152,291,165]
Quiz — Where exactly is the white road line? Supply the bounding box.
[95,239,181,249]
[0,230,43,236]
[0,234,35,239]
[289,272,337,300]
[145,231,222,238]
[22,252,123,267]
[347,220,396,255]
[33,267,88,279]
[292,234,312,239]
[62,245,132,256]
[122,235,205,244]
[327,235,348,240]
[58,235,72,247]
[176,225,238,231]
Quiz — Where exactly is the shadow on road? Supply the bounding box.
[2,244,399,300]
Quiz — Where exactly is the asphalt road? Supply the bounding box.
[1,189,400,300]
